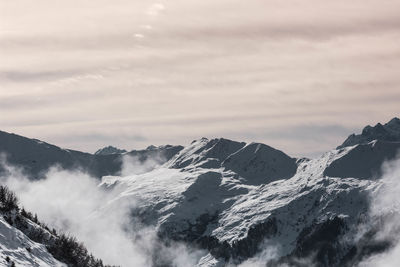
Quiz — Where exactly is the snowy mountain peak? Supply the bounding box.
[94,146,127,155]
[222,142,297,185]
[169,138,245,169]
[99,129,387,266]
[338,117,400,148]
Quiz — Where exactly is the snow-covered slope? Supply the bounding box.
[0,216,65,267]
[168,138,245,169]
[99,131,399,266]
[0,184,112,267]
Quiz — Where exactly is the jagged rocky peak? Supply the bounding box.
[338,117,400,148]
[94,145,127,155]
[327,117,400,180]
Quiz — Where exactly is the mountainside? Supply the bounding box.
[98,117,400,266]
[100,138,384,266]
[339,117,400,148]
[325,140,400,179]
[0,215,65,267]
[0,130,183,179]
[1,117,400,266]
[0,185,111,267]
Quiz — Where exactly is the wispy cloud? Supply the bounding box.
[1,0,399,156]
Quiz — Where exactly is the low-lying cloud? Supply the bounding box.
[0,156,204,267]
[237,240,281,267]
[357,157,400,266]
[120,153,165,176]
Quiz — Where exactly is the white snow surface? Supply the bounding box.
[0,216,65,267]
[99,138,386,265]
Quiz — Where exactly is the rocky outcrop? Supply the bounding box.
[339,117,400,149]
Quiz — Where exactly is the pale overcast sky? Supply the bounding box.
[0,0,399,157]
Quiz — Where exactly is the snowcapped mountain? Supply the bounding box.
[98,117,400,266]
[1,117,400,266]
[99,138,381,266]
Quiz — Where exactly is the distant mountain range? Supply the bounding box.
[1,117,400,266]
[0,130,183,179]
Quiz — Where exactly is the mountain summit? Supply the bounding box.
[94,146,127,155]
[338,117,400,148]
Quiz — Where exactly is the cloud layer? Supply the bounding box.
[0,157,205,267]
[1,0,399,156]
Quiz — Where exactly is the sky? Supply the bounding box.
[0,0,399,157]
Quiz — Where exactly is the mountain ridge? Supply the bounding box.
[94,146,127,155]
[1,117,400,266]
[0,129,183,179]
[338,117,400,148]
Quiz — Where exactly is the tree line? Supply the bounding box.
[0,185,118,267]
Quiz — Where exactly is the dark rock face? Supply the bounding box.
[199,218,278,262]
[292,217,348,266]
[231,218,278,260]
[223,143,298,185]
[339,117,400,149]
[158,215,278,264]
[274,217,351,267]
[324,140,400,179]
[339,213,400,267]
[276,215,399,267]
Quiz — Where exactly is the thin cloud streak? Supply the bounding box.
[0,0,399,157]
